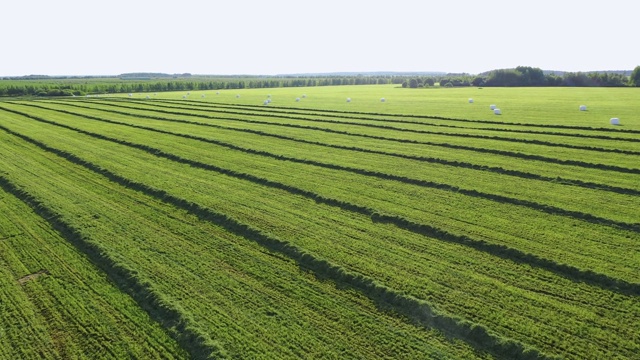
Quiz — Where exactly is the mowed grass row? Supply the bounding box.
[143,85,640,130]
[3,103,638,284]
[127,98,640,146]
[66,99,640,168]
[41,99,640,191]
[14,101,640,229]
[1,108,638,359]
[0,184,187,359]
[0,131,489,359]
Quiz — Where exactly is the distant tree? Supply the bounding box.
[409,78,419,88]
[472,77,486,87]
[562,72,592,87]
[630,66,640,86]
[484,69,521,86]
[545,74,563,86]
[423,77,435,86]
[515,66,545,86]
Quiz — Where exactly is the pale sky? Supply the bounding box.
[3,0,638,76]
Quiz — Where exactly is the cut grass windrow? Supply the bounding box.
[6,106,640,280]
[59,100,640,174]
[0,175,226,360]
[155,98,640,141]
[0,116,635,296]
[84,99,640,157]
[0,129,555,360]
[4,104,637,235]
[2,130,495,359]
[129,98,640,149]
[0,189,188,359]
[3,111,637,359]
[147,98,640,135]
[33,101,640,197]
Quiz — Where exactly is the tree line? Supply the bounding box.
[0,76,394,97]
[1,66,639,97]
[401,66,640,88]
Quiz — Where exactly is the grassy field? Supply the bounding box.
[0,85,638,359]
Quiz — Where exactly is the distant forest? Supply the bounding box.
[1,66,639,97]
[420,66,640,88]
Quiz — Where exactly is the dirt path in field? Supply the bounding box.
[18,269,50,284]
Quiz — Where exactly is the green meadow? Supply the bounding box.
[139,85,640,128]
[0,85,638,359]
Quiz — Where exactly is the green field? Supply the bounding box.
[0,85,638,359]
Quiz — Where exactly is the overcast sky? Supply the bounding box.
[3,0,638,76]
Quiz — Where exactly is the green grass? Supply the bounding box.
[0,125,494,360]
[139,85,640,130]
[0,85,638,359]
[0,177,187,359]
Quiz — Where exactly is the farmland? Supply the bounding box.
[0,85,638,359]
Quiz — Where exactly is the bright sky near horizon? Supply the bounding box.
[4,0,638,76]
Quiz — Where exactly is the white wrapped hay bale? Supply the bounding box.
[347,98,351,103]
[381,98,386,102]
[490,104,496,110]
[468,98,474,103]
[295,98,300,102]
[579,105,587,111]
[610,118,620,125]
[494,109,502,115]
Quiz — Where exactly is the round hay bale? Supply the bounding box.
[128,93,133,97]
[579,105,587,111]
[267,94,271,98]
[494,109,502,115]
[490,104,496,110]
[216,91,220,95]
[295,97,300,102]
[469,98,474,103]
[202,94,205,98]
[263,100,269,105]
[302,94,307,98]
[347,98,351,103]
[182,95,186,99]
[610,118,620,125]
[380,98,386,102]
[236,94,240,98]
